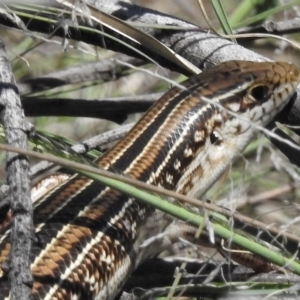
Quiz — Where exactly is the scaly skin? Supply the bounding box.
[0,61,299,299]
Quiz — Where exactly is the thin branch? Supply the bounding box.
[236,17,300,36]
[267,121,300,168]
[21,94,160,122]
[0,122,134,218]
[0,141,299,259]
[71,122,133,152]
[123,258,253,294]
[0,38,33,300]
[2,1,300,153]
[18,54,144,95]
[28,122,134,179]
[87,0,300,133]
[0,2,266,74]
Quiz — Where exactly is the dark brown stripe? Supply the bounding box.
[0,61,298,299]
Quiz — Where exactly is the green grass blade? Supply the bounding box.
[231,0,300,28]
[77,168,300,276]
[211,0,234,36]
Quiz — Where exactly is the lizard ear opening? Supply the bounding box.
[210,131,222,145]
[249,85,270,102]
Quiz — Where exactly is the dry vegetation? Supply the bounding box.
[1,0,300,299]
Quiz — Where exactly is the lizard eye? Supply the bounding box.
[249,85,270,102]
